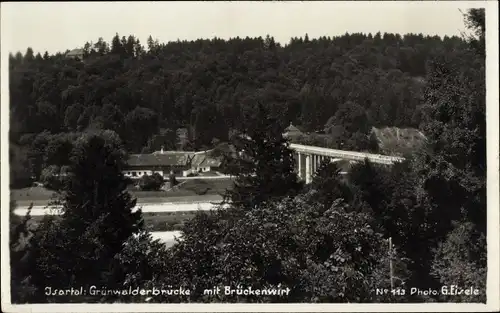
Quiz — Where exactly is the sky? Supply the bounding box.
[0,1,485,54]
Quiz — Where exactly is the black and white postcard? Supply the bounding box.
[1,1,499,312]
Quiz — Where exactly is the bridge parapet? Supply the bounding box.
[289,143,404,165]
[289,143,405,183]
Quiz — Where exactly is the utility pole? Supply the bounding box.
[389,237,394,290]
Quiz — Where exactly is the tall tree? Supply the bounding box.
[223,103,302,211]
[423,8,487,299]
[111,33,124,55]
[23,130,143,302]
[431,221,486,303]
[462,8,485,56]
[10,201,36,303]
[310,160,353,212]
[348,159,389,214]
[24,47,35,62]
[124,107,158,152]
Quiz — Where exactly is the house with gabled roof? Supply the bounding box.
[190,153,223,173]
[123,147,224,179]
[283,122,304,139]
[66,48,84,61]
[123,151,193,179]
[370,126,428,156]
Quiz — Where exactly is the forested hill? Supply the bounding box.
[9,32,470,180]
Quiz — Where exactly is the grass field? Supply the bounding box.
[143,211,198,232]
[11,178,233,233]
[130,178,232,197]
[11,177,234,206]
[22,210,200,233]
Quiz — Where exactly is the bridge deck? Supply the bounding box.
[289,143,405,164]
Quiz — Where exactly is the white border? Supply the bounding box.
[1,1,499,312]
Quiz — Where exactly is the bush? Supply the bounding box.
[172,223,184,231]
[156,194,408,303]
[39,165,64,191]
[431,222,486,302]
[139,173,164,191]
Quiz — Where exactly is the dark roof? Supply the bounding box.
[371,126,427,156]
[190,152,223,168]
[199,156,223,168]
[190,154,206,167]
[127,153,191,167]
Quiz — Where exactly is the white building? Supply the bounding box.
[123,149,223,179]
[123,152,192,179]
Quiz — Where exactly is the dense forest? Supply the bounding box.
[9,24,474,186]
[9,9,487,304]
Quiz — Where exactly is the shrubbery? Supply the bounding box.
[139,173,164,191]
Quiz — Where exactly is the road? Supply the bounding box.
[176,174,231,180]
[13,201,228,216]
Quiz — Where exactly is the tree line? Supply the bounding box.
[9,23,473,186]
[9,8,486,304]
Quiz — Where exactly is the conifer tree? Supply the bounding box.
[310,160,353,212]
[25,131,143,302]
[223,103,303,211]
[10,200,36,303]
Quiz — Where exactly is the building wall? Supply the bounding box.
[182,169,193,177]
[123,169,164,178]
[192,166,214,173]
[123,164,191,178]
